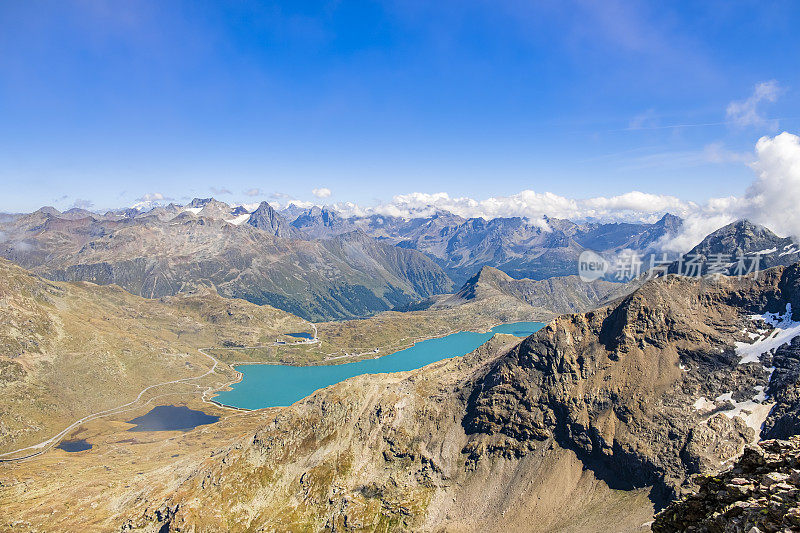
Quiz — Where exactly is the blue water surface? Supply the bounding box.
[214,321,544,410]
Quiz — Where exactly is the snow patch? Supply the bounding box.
[226,213,251,225]
[183,207,202,215]
[693,397,715,410]
[754,385,767,402]
[713,390,775,441]
[736,304,800,365]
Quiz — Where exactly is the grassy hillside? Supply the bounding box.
[0,258,308,453]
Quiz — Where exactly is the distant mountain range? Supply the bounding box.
[0,200,452,321]
[287,205,684,284]
[2,198,798,321]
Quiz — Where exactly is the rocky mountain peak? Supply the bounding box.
[690,219,785,256]
[292,205,340,228]
[34,206,61,217]
[187,197,218,209]
[655,212,682,231]
[194,199,234,219]
[247,201,304,239]
[453,265,513,300]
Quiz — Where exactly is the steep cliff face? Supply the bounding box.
[247,201,306,239]
[465,266,800,501]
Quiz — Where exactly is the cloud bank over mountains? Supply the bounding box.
[328,132,800,252]
[126,132,800,253]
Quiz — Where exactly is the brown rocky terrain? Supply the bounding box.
[653,437,800,532]
[4,264,799,531]
[127,264,800,530]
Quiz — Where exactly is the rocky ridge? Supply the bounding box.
[653,437,800,532]
[443,265,623,314]
[287,208,684,284]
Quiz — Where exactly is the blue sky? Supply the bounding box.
[1,0,799,213]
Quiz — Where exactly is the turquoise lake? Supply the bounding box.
[214,321,545,410]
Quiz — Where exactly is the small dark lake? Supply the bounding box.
[57,439,92,452]
[126,405,219,432]
[286,332,314,339]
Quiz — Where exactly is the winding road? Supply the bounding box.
[0,323,320,463]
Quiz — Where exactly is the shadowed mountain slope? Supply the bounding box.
[0,204,453,321]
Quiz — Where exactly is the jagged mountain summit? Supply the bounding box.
[246,201,305,238]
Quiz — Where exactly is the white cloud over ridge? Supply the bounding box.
[333,190,695,227]
[136,192,165,202]
[325,132,800,253]
[744,132,800,239]
[131,132,800,256]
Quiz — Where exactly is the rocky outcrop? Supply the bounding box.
[653,437,800,532]
[668,220,800,277]
[446,265,622,314]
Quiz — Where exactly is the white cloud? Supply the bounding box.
[210,187,232,195]
[659,131,800,251]
[269,199,315,211]
[137,192,165,202]
[628,109,658,130]
[312,187,332,199]
[334,189,693,225]
[71,198,94,209]
[702,142,751,164]
[743,132,800,239]
[244,188,262,197]
[726,80,781,129]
